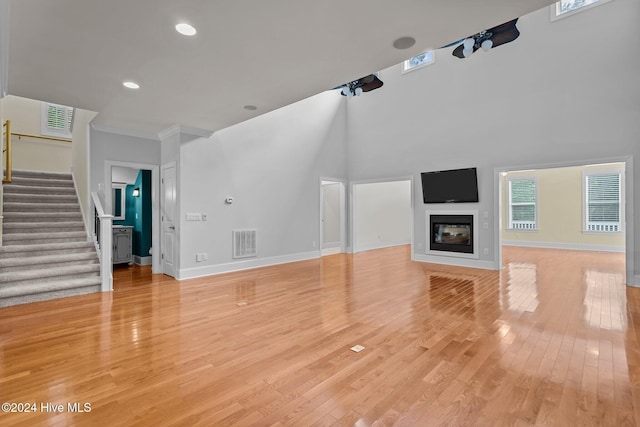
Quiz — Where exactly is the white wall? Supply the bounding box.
[89,128,160,198]
[353,180,412,252]
[178,91,347,278]
[345,0,639,281]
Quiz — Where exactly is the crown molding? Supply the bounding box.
[90,122,160,141]
[158,124,214,142]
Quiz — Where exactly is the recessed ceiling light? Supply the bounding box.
[123,81,140,89]
[175,23,197,36]
[243,105,257,111]
[393,36,416,50]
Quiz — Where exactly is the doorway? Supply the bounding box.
[495,160,630,282]
[320,179,346,256]
[351,178,413,253]
[106,161,160,275]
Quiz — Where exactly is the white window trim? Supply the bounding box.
[550,0,614,22]
[41,102,73,139]
[402,50,435,74]
[582,168,624,234]
[507,176,538,231]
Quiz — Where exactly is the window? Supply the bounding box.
[41,102,74,138]
[584,171,622,232]
[508,178,537,230]
[403,50,434,73]
[551,0,612,21]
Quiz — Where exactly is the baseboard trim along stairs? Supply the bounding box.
[1,170,101,307]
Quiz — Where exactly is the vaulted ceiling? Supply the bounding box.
[7,0,556,138]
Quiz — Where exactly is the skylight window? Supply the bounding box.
[403,50,434,73]
[551,0,612,21]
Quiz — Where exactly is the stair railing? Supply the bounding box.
[2,119,11,184]
[0,119,9,246]
[91,191,113,292]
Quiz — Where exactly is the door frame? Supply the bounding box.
[105,160,160,274]
[494,155,634,286]
[319,178,347,256]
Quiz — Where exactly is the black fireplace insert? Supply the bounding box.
[430,214,474,254]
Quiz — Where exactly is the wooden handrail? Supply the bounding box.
[13,132,72,143]
[2,119,11,183]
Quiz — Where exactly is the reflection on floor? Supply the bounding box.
[0,245,635,426]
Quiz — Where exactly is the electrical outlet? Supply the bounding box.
[350,345,365,353]
[202,253,208,261]
[196,253,203,262]
[312,241,317,248]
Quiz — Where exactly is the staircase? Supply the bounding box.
[0,170,101,307]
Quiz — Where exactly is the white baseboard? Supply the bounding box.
[322,241,341,249]
[134,255,152,266]
[502,240,625,253]
[412,253,497,270]
[177,250,320,280]
[355,240,410,253]
[321,247,342,256]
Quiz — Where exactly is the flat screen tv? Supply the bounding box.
[421,167,479,203]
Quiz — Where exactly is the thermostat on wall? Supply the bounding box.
[225,197,233,204]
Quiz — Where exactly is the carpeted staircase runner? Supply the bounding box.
[0,170,101,307]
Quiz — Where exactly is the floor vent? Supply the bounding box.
[233,229,257,259]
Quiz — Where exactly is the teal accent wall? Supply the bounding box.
[112,169,152,259]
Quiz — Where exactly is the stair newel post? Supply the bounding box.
[99,214,113,291]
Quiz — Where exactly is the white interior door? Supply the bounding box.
[161,164,177,277]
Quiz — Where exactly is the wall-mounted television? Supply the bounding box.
[421,167,479,203]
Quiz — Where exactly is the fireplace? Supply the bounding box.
[429,214,474,254]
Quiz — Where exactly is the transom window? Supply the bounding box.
[552,0,613,20]
[584,171,622,232]
[41,102,74,138]
[403,50,434,73]
[508,178,537,230]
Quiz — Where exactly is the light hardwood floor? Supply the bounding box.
[0,245,637,426]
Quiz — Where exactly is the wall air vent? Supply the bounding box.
[233,229,257,259]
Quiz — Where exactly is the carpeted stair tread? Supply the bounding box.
[3,193,79,203]
[3,202,81,212]
[0,264,100,284]
[2,184,76,195]
[0,252,98,272]
[0,251,98,267]
[2,211,83,222]
[3,221,85,233]
[11,170,73,179]
[0,241,94,254]
[2,231,87,245]
[0,277,102,299]
[7,177,74,188]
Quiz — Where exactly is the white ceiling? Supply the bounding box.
[7,0,556,138]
